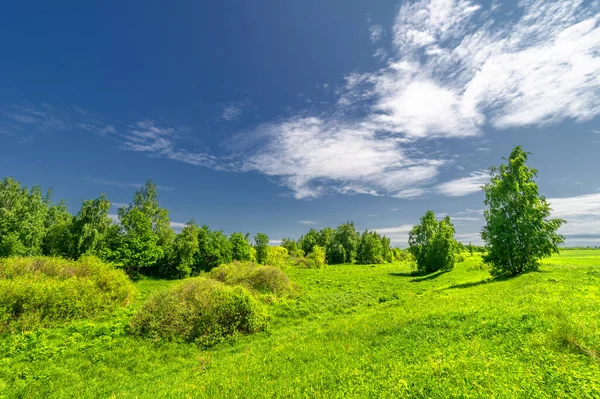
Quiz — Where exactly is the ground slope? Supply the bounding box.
[1,251,599,398]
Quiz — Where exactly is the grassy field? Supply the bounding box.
[1,250,600,398]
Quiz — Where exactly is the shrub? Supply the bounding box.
[129,278,267,346]
[0,256,135,331]
[265,246,288,267]
[209,261,294,296]
[307,245,326,268]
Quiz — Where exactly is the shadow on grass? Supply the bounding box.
[445,275,511,290]
[388,272,418,277]
[410,270,448,282]
[388,270,448,282]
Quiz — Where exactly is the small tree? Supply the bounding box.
[254,233,269,265]
[356,230,384,264]
[168,221,200,278]
[481,146,565,277]
[307,245,326,268]
[230,232,253,261]
[408,211,457,274]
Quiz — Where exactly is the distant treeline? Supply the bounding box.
[0,177,408,278]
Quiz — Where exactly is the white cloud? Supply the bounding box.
[371,224,414,246]
[121,120,225,170]
[83,177,173,191]
[369,24,383,42]
[298,220,319,225]
[243,116,442,199]
[436,170,488,196]
[221,105,242,121]
[549,193,600,218]
[452,217,480,221]
[170,221,187,230]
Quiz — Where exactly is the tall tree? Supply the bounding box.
[117,207,163,275]
[193,225,233,272]
[482,146,565,277]
[334,222,360,264]
[168,221,200,278]
[42,199,72,257]
[254,233,269,265]
[70,194,112,259]
[356,230,384,264]
[0,177,49,257]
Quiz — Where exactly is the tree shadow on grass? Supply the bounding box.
[410,270,448,282]
[388,270,448,282]
[388,272,418,277]
[444,275,511,290]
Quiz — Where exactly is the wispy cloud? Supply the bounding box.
[436,170,488,197]
[221,105,243,121]
[120,120,225,170]
[297,220,319,225]
[170,221,187,230]
[371,224,414,246]
[83,177,174,191]
[369,24,383,42]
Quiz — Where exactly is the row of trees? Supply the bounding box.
[281,222,396,266]
[0,178,272,278]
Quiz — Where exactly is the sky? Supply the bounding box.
[1,0,599,247]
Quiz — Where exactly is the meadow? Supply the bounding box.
[1,250,599,398]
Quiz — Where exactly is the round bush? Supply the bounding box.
[129,278,267,346]
[209,261,294,296]
[0,256,135,331]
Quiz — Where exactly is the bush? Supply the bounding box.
[307,245,326,268]
[209,261,294,296]
[0,256,135,331]
[265,246,288,267]
[129,278,267,346]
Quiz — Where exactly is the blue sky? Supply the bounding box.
[1,0,599,246]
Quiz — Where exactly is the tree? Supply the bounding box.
[333,222,360,264]
[168,221,200,278]
[117,207,163,275]
[408,211,457,274]
[356,230,384,264]
[307,245,326,268]
[193,226,233,272]
[42,200,72,257]
[299,229,319,255]
[281,237,298,255]
[230,232,253,261]
[254,233,269,265]
[70,194,113,259]
[481,146,565,277]
[0,177,49,257]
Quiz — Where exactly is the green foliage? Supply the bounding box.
[280,237,298,255]
[408,211,457,274]
[166,221,200,278]
[69,194,113,259]
[265,246,288,267]
[115,208,163,276]
[0,256,134,331]
[193,226,233,272]
[0,177,49,257]
[356,230,385,264]
[208,261,294,296]
[298,229,320,255]
[2,251,600,398]
[229,232,253,262]
[333,222,360,264]
[306,245,326,268]
[254,233,269,265]
[482,146,565,277]
[129,278,267,346]
[41,200,72,257]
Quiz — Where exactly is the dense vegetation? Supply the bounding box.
[0,256,134,332]
[1,251,599,397]
[0,145,593,397]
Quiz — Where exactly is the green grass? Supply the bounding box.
[1,251,600,398]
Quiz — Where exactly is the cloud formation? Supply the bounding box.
[239,0,600,199]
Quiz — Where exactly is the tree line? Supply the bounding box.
[0,178,273,278]
[0,146,565,278]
